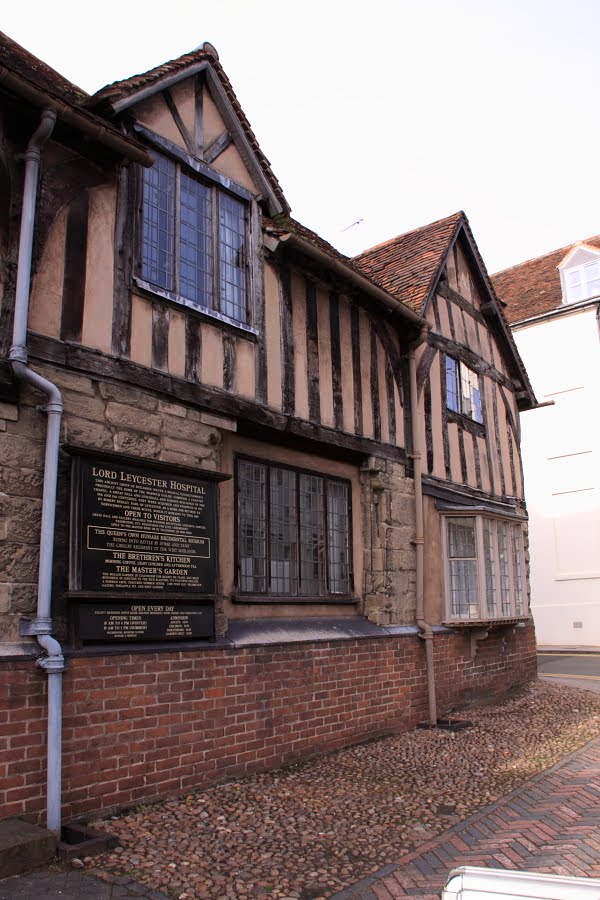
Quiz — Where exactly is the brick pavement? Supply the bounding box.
[2,735,600,899]
[332,735,600,899]
[0,868,170,899]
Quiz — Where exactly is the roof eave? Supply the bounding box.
[277,231,426,329]
[0,65,153,167]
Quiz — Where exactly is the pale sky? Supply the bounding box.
[3,0,599,273]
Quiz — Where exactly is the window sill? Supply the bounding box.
[443,616,531,629]
[134,277,259,341]
[447,409,485,435]
[231,594,360,606]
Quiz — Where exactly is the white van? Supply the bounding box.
[442,866,600,899]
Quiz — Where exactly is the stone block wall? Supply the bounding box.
[361,458,416,625]
[0,363,223,642]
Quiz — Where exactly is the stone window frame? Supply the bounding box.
[234,454,354,602]
[441,512,526,623]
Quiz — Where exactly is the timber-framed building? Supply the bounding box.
[0,32,537,828]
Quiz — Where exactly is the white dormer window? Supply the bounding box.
[559,246,600,304]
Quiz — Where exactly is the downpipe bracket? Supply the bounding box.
[20,616,53,636]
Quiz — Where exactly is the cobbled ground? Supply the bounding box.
[87,681,600,900]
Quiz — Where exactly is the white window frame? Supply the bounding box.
[558,246,600,306]
[442,513,526,622]
[563,258,600,304]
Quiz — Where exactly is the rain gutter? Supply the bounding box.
[275,231,425,327]
[0,66,153,167]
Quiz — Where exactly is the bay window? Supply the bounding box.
[444,514,525,621]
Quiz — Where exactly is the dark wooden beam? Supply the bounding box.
[204,130,233,165]
[61,190,89,343]
[305,278,320,423]
[162,89,196,156]
[151,304,169,371]
[279,261,295,415]
[28,334,407,465]
[437,281,486,325]
[350,305,363,435]
[329,291,344,431]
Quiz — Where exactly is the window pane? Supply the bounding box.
[269,467,297,595]
[219,195,247,323]
[449,559,478,618]
[447,518,478,618]
[179,174,214,308]
[327,482,350,594]
[142,157,175,289]
[238,461,267,592]
[497,522,512,615]
[467,368,483,423]
[299,474,325,595]
[447,517,476,558]
[482,519,497,617]
[446,357,460,412]
[511,525,524,615]
[584,261,600,299]
[566,268,583,302]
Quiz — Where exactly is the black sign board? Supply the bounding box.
[78,602,214,642]
[68,448,229,643]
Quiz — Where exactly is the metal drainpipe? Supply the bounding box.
[9,108,65,835]
[407,324,437,726]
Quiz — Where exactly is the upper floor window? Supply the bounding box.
[443,515,525,621]
[559,245,600,305]
[142,155,248,324]
[446,356,483,423]
[237,457,352,599]
[563,259,600,304]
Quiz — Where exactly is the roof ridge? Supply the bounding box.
[354,210,464,259]
[493,234,600,277]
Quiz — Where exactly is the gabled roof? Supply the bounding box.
[89,43,288,216]
[353,212,464,312]
[492,236,600,324]
[354,212,536,409]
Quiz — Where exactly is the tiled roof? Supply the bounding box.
[352,212,464,311]
[0,30,88,105]
[89,44,288,214]
[265,215,351,265]
[492,236,600,324]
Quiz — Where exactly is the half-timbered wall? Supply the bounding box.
[417,238,529,625]
[416,240,524,502]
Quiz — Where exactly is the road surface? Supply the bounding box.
[538,652,600,693]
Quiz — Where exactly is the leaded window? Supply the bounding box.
[444,515,526,621]
[142,155,247,323]
[237,458,352,598]
[446,356,483,424]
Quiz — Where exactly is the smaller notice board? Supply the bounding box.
[67,448,229,643]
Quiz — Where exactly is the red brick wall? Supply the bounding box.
[1,624,536,824]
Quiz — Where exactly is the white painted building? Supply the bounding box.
[493,240,600,648]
